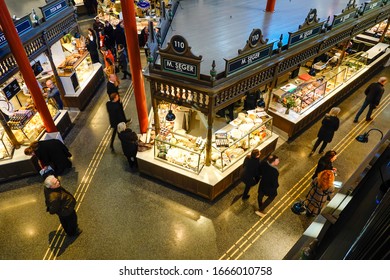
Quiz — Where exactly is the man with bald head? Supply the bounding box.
[354,76,388,122]
[106,73,119,97]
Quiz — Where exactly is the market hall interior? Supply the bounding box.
[0,0,389,260]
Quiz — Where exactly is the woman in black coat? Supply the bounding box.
[312,150,337,179]
[117,122,138,170]
[241,149,261,200]
[310,107,340,156]
[86,37,100,63]
[24,139,72,175]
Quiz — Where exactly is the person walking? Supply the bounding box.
[305,170,335,217]
[312,150,337,179]
[44,79,64,110]
[106,93,130,152]
[255,154,280,218]
[116,44,131,80]
[117,122,138,170]
[44,175,81,237]
[310,107,340,156]
[24,139,72,175]
[353,76,388,122]
[106,73,119,97]
[241,149,261,200]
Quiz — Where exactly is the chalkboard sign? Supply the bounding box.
[31,60,44,76]
[2,79,21,100]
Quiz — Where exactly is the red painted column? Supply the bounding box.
[0,0,57,132]
[266,0,276,12]
[121,0,149,133]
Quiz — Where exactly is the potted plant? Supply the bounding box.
[281,95,296,114]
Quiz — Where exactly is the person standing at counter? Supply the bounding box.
[44,79,63,110]
[309,107,340,156]
[353,76,387,123]
[255,154,280,218]
[86,36,100,64]
[24,139,72,175]
[92,17,104,47]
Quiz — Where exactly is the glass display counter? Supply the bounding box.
[154,131,206,174]
[7,104,58,144]
[58,52,94,96]
[0,128,14,160]
[211,111,273,171]
[271,67,348,115]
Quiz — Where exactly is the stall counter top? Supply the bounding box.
[137,133,279,186]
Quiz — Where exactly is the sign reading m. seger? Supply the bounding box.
[162,58,198,78]
[226,45,272,75]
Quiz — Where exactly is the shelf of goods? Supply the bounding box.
[0,129,14,160]
[137,110,278,200]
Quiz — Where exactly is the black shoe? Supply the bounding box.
[68,228,82,237]
[242,195,250,200]
[110,146,115,152]
[366,118,373,121]
[309,151,314,157]
[121,77,126,80]
[353,119,358,123]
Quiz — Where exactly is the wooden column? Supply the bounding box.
[266,0,276,12]
[0,0,57,132]
[121,0,149,133]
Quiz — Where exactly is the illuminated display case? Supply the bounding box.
[271,68,348,114]
[342,51,368,79]
[7,104,58,144]
[154,131,206,174]
[211,112,273,172]
[0,128,14,160]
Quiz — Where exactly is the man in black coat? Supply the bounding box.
[44,175,81,237]
[354,76,387,122]
[24,139,72,175]
[255,155,280,218]
[92,17,104,46]
[106,92,129,151]
[114,21,126,48]
[106,74,119,97]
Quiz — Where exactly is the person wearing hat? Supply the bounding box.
[44,175,81,237]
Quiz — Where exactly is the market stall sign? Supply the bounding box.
[225,43,273,75]
[332,10,357,28]
[288,24,322,47]
[2,79,21,100]
[363,0,382,14]
[0,17,32,48]
[40,0,68,21]
[137,1,151,9]
[162,58,198,78]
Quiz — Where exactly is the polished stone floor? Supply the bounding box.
[0,0,389,260]
[0,64,388,259]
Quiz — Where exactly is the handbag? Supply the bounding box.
[291,200,307,215]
